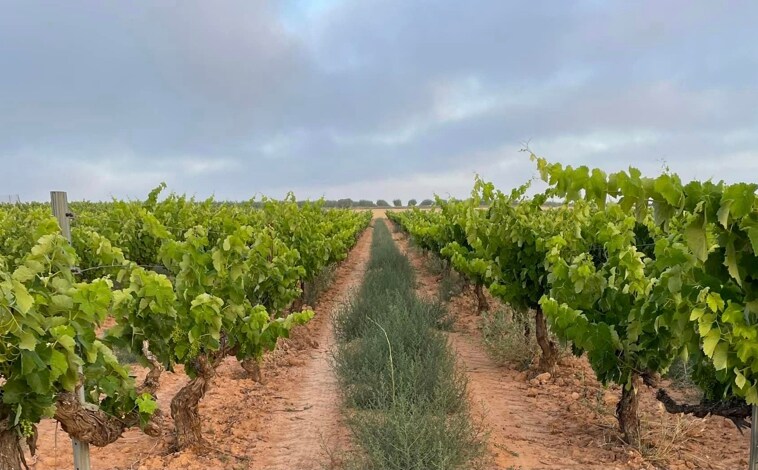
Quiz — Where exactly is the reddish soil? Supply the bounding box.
[26,225,374,470]
[390,221,750,470]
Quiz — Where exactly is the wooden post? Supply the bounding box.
[50,191,72,241]
[751,405,758,470]
[50,191,91,470]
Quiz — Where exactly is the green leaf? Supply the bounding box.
[12,281,34,314]
[743,219,758,255]
[747,385,758,405]
[722,183,757,219]
[21,350,44,374]
[703,330,720,357]
[653,174,683,206]
[698,321,713,337]
[717,200,732,228]
[26,370,50,394]
[684,218,708,262]
[735,368,747,389]
[12,265,36,283]
[725,238,742,286]
[712,342,728,371]
[13,405,22,426]
[706,293,725,313]
[136,393,158,415]
[60,366,79,391]
[49,350,68,380]
[56,334,76,353]
[667,273,682,293]
[51,294,74,310]
[18,331,37,351]
[689,308,705,321]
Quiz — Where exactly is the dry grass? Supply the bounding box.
[639,412,704,466]
[480,308,539,371]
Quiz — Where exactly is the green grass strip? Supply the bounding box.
[333,219,484,469]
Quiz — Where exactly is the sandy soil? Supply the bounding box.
[390,221,750,470]
[27,225,374,470]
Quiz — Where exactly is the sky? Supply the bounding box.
[1,1,757,202]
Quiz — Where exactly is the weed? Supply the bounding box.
[639,413,702,466]
[438,270,465,302]
[112,345,139,364]
[303,263,338,306]
[480,308,538,370]
[408,241,465,303]
[664,358,704,403]
[345,398,485,470]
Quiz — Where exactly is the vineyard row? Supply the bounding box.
[0,185,371,469]
[388,154,758,449]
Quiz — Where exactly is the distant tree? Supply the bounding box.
[407,199,418,207]
[419,199,434,207]
[393,199,403,207]
[336,198,354,208]
[357,199,376,207]
[376,199,391,207]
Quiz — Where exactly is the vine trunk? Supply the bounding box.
[171,355,215,449]
[617,372,641,446]
[534,308,558,372]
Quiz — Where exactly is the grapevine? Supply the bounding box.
[0,186,370,464]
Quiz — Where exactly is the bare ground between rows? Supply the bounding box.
[389,222,749,470]
[27,225,374,470]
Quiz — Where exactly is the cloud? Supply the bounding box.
[0,0,756,201]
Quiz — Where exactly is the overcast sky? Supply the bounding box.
[1,1,757,202]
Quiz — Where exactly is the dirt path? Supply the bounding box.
[389,222,750,470]
[249,225,373,469]
[27,225,373,470]
[447,331,610,469]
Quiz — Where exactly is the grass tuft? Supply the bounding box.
[303,263,338,307]
[112,345,140,364]
[480,308,539,371]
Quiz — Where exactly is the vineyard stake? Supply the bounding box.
[51,191,91,470]
[750,405,758,470]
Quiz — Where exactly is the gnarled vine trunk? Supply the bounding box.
[55,392,129,446]
[617,372,641,446]
[240,358,265,383]
[474,283,489,313]
[55,342,164,446]
[534,308,558,372]
[138,341,164,397]
[54,393,163,446]
[655,387,751,430]
[171,355,215,450]
[0,427,24,470]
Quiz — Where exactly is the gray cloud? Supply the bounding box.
[1,0,756,201]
